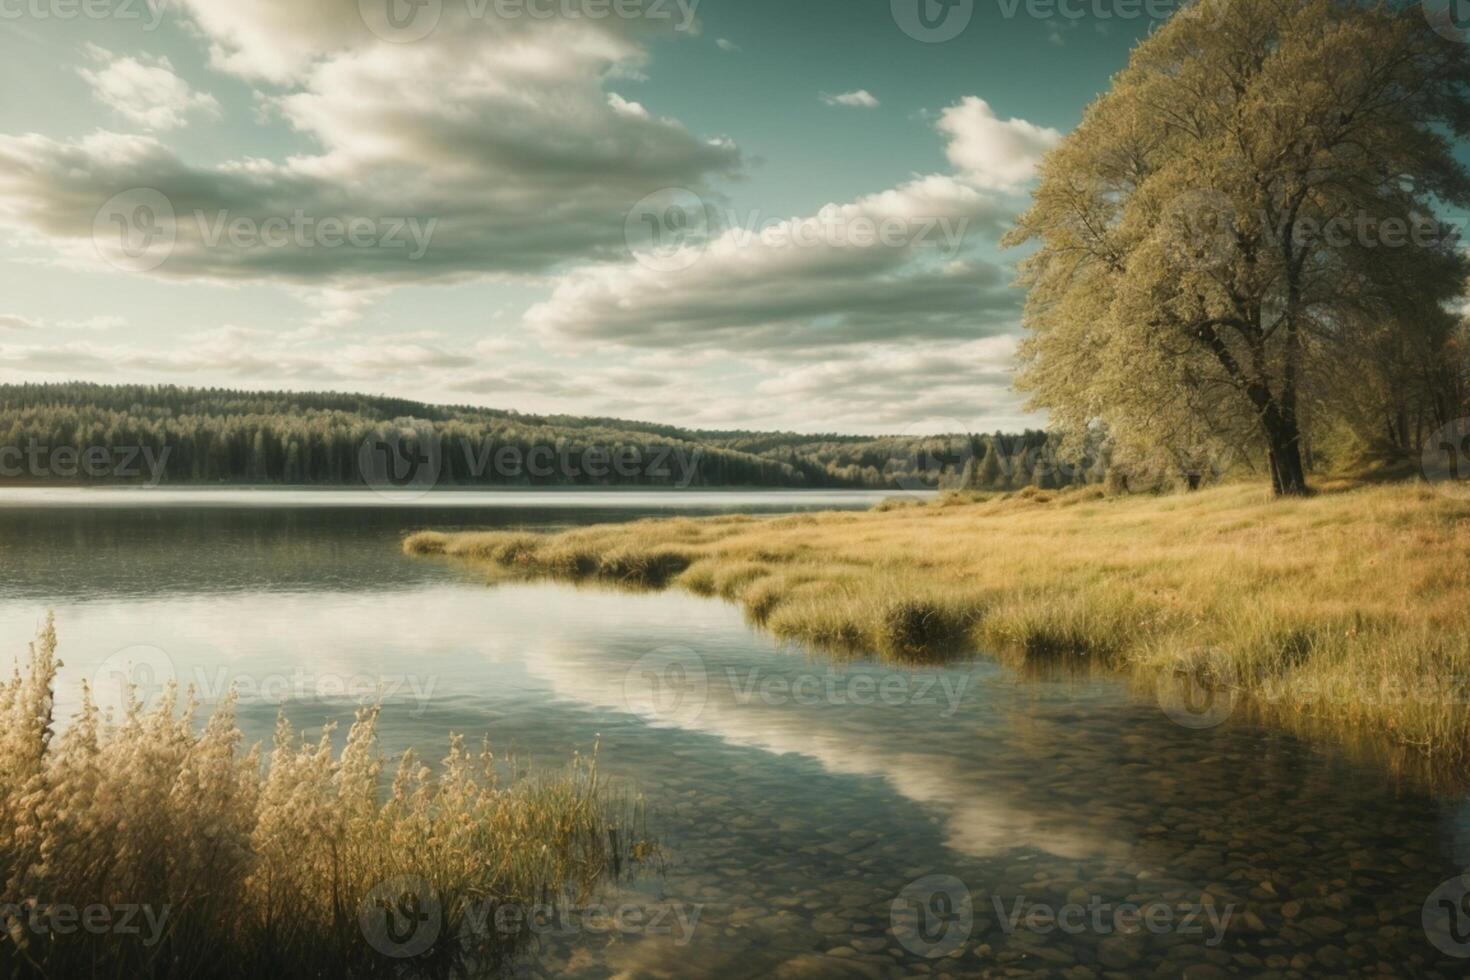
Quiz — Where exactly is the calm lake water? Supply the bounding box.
[2,490,1468,978]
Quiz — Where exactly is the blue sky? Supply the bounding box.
[0,1,1179,434]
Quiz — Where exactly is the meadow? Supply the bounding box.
[407,481,1470,776]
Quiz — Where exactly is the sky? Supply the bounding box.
[0,0,1175,435]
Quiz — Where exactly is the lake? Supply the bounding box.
[2,490,1468,978]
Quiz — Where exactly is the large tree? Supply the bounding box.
[1005,0,1470,495]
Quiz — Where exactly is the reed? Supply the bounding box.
[0,617,651,979]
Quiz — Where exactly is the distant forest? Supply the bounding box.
[0,383,1102,491]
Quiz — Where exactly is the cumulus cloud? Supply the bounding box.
[715,38,741,52]
[78,45,221,131]
[936,96,1061,191]
[821,90,880,109]
[526,174,1019,352]
[0,3,740,287]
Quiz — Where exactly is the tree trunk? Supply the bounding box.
[1268,423,1309,496]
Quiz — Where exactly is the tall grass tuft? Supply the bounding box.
[407,482,1470,773]
[0,617,650,979]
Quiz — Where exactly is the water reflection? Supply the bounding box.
[1,501,1467,977]
[0,490,892,599]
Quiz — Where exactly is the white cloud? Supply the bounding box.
[821,90,880,109]
[526,173,1019,352]
[0,5,740,289]
[936,96,1061,191]
[78,45,221,132]
[715,38,741,53]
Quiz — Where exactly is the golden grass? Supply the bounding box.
[1,618,651,979]
[407,482,1470,770]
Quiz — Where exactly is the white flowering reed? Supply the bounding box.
[1,617,649,978]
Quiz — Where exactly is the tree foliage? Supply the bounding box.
[0,383,1098,491]
[1006,0,1470,494]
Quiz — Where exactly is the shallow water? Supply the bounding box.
[2,491,1468,978]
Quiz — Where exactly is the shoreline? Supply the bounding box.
[406,481,1470,783]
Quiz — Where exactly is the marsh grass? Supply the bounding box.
[0,618,652,979]
[407,482,1470,770]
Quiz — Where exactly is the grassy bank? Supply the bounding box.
[407,482,1470,771]
[1,619,652,979]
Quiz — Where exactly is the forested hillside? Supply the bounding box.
[0,383,1096,491]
